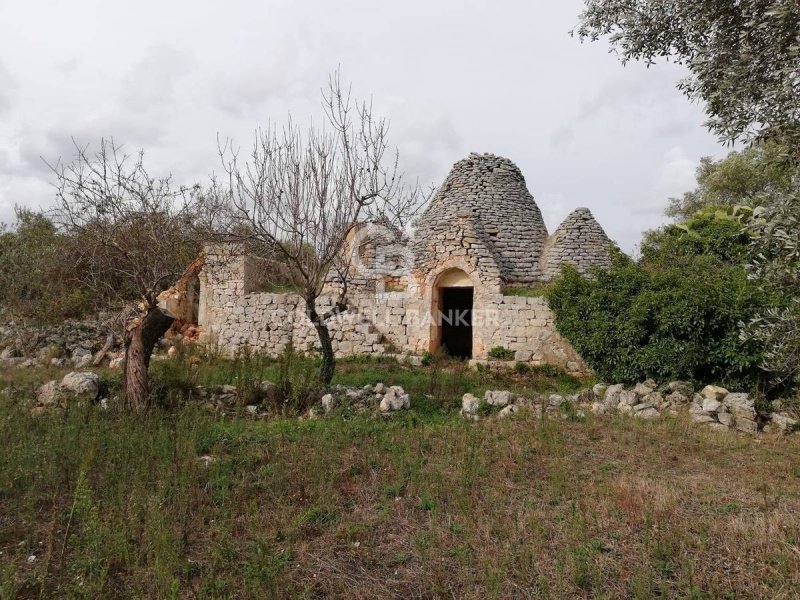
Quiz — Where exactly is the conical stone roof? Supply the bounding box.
[542,207,611,280]
[413,153,549,284]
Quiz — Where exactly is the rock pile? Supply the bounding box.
[32,371,101,414]
[460,380,798,435]
[0,315,122,370]
[317,383,410,417]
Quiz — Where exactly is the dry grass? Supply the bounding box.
[0,366,799,598]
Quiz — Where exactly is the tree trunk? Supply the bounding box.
[306,301,336,386]
[123,306,174,412]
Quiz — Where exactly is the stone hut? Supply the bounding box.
[197,152,614,374]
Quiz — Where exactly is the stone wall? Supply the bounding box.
[198,247,588,373]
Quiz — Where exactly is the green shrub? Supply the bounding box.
[547,254,769,389]
[488,346,514,360]
[514,361,531,374]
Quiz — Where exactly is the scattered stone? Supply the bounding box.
[379,386,410,412]
[592,383,608,400]
[197,455,217,467]
[374,383,387,395]
[668,381,694,398]
[35,381,64,408]
[0,346,19,360]
[701,385,729,402]
[717,413,734,427]
[486,390,513,406]
[498,404,520,418]
[633,381,656,397]
[603,384,624,408]
[60,372,99,402]
[321,394,336,413]
[635,407,660,420]
[702,397,724,413]
[619,390,638,407]
[461,393,480,416]
[548,394,565,408]
[665,391,690,406]
[765,412,798,434]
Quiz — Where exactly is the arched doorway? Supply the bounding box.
[431,268,473,359]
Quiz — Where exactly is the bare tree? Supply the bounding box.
[50,139,200,411]
[208,72,427,385]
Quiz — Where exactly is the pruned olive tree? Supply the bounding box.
[207,72,427,385]
[742,180,800,389]
[50,139,201,411]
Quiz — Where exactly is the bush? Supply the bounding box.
[488,346,514,360]
[547,253,769,389]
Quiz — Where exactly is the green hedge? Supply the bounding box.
[547,253,768,388]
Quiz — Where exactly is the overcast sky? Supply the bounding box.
[0,0,732,252]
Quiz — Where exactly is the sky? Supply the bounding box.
[0,0,732,253]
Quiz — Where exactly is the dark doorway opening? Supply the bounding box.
[440,287,473,359]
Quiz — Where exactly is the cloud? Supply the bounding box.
[0,60,17,115]
[119,43,195,112]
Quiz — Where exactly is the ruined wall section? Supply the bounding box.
[199,247,406,358]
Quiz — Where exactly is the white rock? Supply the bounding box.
[717,413,734,427]
[380,386,409,412]
[60,372,99,401]
[485,390,513,406]
[702,397,723,413]
[633,382,656,397]
[619,390,638,407]
[590,402,606,415]
[461,393,480,415]
[667,381,693,397]
[321,394,336,413]
[498,404,519,418]
[374,383,387,394]
[548,394,565,407]
[246,405,258,414]
[768,412,798,433]
[701,385,729,402]
[35,381,63,408]
[635,407,660,420]
[735,418,758,434]
[691,412,716,424]
[665,391,689,405]
[604,384,625,407]
[592,383,608,400]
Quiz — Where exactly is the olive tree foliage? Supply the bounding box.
[742,181,800,388]
[575,0,800,150]
[50,139,201,411]
[205,73,428,385]
[666,141,797,220]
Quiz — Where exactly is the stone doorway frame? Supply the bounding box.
[429,267,475,355]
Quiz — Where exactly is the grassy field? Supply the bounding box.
[1,358,799,599]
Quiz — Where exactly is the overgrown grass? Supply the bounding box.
[145,350,587,416]
[1,363,799,598]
